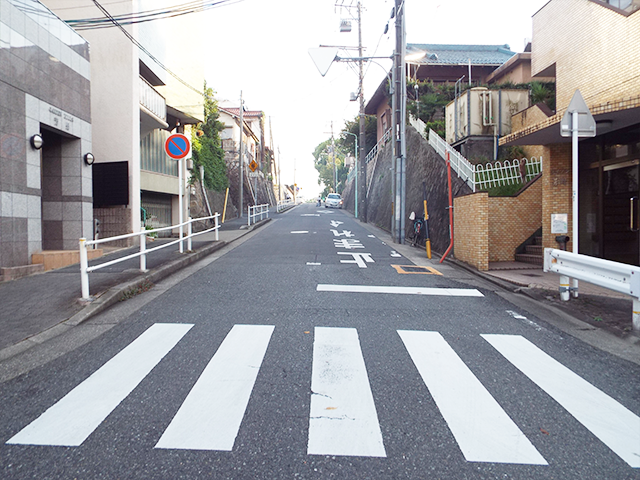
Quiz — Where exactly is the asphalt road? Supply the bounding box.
[1,203,639,479]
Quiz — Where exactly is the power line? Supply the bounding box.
[70,0,243,30]
[89,0,207,98]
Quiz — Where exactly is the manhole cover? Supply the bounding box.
[391,265,442,275]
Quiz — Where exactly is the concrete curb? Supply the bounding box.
[0,217,272,362]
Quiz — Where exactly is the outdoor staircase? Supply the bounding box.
[515,236,544,266]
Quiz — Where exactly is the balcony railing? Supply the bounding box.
[139,76,167,121]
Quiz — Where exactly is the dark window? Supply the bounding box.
[92,162,129,207]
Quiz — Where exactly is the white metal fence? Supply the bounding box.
[79,214,220,300]
[427,129,542,193]
[277,199,293,212]
[248,204,269,226]
[365,128,392,164]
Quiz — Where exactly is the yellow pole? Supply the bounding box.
[424,198,432,259]
[222,187,229,224]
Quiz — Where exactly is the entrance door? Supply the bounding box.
[602,160,639,265]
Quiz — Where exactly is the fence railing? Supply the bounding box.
[365,128,392,164]
[543,248,640,331]
[427,129,542,193]
[277,199,293,212]
[79,214,220,300]
[248,204,269,226]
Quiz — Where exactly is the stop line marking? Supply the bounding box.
[317,284,483,297]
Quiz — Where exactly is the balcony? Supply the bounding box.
[140,76,168,135]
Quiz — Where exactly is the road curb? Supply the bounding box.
[0,217,273,362]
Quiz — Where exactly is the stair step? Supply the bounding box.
[525,245,543,255]
[534,236,543,246]
[514,253,544,266]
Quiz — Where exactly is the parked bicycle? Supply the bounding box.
[406,211,426,247]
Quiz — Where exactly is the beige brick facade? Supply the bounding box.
[454,192,489,271]
[533,0,640,113]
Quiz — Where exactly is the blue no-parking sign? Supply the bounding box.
[164,133,191,160]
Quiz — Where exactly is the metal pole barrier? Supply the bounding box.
[634,299,640,332]
[215,213,219,241]
[248,205,251,227]
[140,233,147,272]
[559,274,570,301]
[79,238,90,300]
[187,216,192,251]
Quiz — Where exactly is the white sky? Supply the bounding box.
[203,0,550,198]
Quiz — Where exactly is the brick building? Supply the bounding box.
[501,0,640,265]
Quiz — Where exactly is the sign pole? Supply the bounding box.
[179,156,184,253]
[571,110,579,297]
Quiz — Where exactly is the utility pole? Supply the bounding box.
[392,0,406,243]
[278,146,282,201]
[239,91,244,216]
[331,121,336,192]
[357,1,367,223]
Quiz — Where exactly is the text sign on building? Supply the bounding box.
[165,133,191,160]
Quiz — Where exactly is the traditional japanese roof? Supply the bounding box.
[406,43,515,66]
[220,108,263,119]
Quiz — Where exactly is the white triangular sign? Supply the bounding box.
[560,89,596,137]
[308,48,338,77]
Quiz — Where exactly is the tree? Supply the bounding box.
[191,83,228,191]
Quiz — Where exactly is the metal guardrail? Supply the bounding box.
[79,214,220,300]
[248,204,269,226]
[543,248,640,331]
[277,199,293,213]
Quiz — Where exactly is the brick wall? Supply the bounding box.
[533,0,640,112]
[454,177,544,270]
[541,144,573,250]
[93,207,133,247]
[488,178,542,262]
[454,192,489,271]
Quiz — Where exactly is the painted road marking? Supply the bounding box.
[7,323,193,447]
[291,231,309,234]
[399,330,547,465]
[330,229,354,237]
[308,327,386,457]
[330,220,343,227]
[307,262,321,266]
[391,265,442,275]
[156,325,274,451]
[483,334,640,468]
[301,214,320,217]
[334,239,364,249]
[390,250,402,257]
[338,252,375,268]
[317,284,483,297]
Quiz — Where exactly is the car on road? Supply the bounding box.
[325,193,343,209]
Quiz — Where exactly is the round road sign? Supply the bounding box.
[165,133,191,160]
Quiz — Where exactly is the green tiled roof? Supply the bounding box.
[407,44,515,66]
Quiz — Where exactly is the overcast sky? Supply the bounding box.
[203,0,550,198]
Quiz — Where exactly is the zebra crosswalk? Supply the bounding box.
[6,323,640,468]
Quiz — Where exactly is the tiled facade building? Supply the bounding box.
[502,0,640,265]
[0,0,92,273]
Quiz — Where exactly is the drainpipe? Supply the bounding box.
[440,151,454,263]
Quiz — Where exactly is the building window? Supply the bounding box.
[602,0,640,12]
[141,129,178,176]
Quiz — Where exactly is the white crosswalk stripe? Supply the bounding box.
[7,323,193,447]
[156,324,274,451]
[399,330,547,465]
[307,327,386,457]
[6,325,640,469]
[483,334,640,468]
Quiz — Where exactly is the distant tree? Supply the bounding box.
[192,82,228,191]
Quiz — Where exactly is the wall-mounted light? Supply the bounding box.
[84,152,95,165]
[30,133,43,150]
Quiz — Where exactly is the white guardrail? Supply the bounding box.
[543,248,640,331]
[248,203,269,226]
[277,199,293,213]
[79,213,220,300]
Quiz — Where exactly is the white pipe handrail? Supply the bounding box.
[79,213,220,300]
[365,128,392,164]
[543,248,640,331]
[277,199,294,213]
[248,203,269,226]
